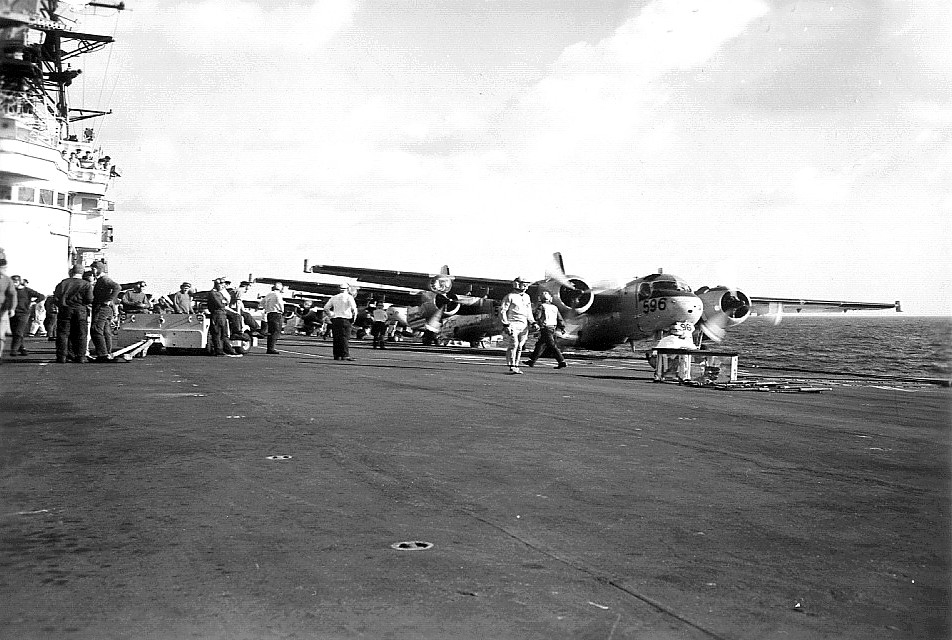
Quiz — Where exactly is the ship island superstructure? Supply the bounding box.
[0,0,122,294]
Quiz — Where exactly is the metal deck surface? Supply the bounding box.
[1,336,949,639]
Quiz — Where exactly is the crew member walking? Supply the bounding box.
[324,282,358,360]
[525,290,567,369]
[499,277,533,374]
[53,265,94,363]
[89,261,121,362]
[262,282,285,354]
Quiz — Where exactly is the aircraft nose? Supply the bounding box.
[672,296,703,319]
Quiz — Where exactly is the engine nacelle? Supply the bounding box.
[696,286,752,331]
[536,277,595,315]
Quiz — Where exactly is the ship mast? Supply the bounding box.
[43,1,125,133]
[0,1,123,133]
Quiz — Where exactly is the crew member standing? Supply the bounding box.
[0,249,16,364]
[206,278,241,358]
[9,275,44,357]
[370,301,389,349]
[499,277,534,374]
[324,282,358,361]
[43,295,57,341]
[89,261,121,362]
[262,282,285,355]
[28,289,47,337]
[525,290,567,369]
[53,265,94,363]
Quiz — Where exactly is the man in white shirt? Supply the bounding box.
[323,282,358,360]
[499,277,533,374]
[370,300,389,349]
[261,282,285,354]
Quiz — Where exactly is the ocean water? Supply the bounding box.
[632,316,952,383]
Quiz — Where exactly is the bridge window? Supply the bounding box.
[81,197,98,211]
[0,185,11,200]
[17,187,34,202]
[39,189,53,205]
[57,193,66,207]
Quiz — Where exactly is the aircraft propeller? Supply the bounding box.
[698,317,727,343]
[420,291,461,338]
[770,303,784,326]
[546,252,575,289]
[696,288,752,343]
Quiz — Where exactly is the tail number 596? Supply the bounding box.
[643,298,667,313]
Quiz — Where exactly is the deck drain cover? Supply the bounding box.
[266,455,293,460]
[391,540,433,551]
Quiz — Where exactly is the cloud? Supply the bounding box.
[790,166,849,204]
[514,0,769,155]
[161,0,357,55]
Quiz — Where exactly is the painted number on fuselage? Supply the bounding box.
[643,298,667,313]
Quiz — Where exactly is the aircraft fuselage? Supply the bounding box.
[436,274,706,351]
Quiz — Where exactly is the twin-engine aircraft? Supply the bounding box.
[255,254,900,350]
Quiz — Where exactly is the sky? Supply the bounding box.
[68,0,951,315]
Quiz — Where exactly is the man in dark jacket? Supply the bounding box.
[9,275,44,356]
[43,296,58,341]
[89,261,122,362]
[524,290,567,369]
[0,250,15,364]
[206,278,241,358]
[53,265,94,363]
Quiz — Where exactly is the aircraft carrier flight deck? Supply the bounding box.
[1,337,949,640]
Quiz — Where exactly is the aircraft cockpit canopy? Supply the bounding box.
[637,274,694,299]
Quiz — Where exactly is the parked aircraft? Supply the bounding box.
[256,254,901,350]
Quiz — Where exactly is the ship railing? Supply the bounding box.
[0,91,60,147]
[61,138,118,175]
[69,167,111,183]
